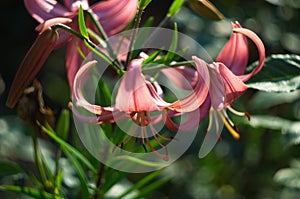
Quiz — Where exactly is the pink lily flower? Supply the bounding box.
[197,24,265,157]
[70,57,210,160]
[24,0,138,89]
[163,23,265,146]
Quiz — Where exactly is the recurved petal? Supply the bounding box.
[209,62,248,110]
[35,17,72,33]
[72,60,114,115]
[216,22,249,75]
[169,56,209,112]
[233,28,266,82]
[6,29,58,108]
[115,59,160,113]
[24,0,72,23]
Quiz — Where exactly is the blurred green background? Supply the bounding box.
[1,0,300,198]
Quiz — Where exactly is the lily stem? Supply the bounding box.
[124,0,146,68]
[52,24,124,76]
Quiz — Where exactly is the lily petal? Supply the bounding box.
[161,66,198,90]
[91,0,138,35]
[164,97,211,132]
[209,62,248,110]
[115,59,160,113]
[169,56,210,112]
[6,29,58,108]
[24,0,72,23]
[35,17,72,33]
[233,28,266,82]
[72,60,115,117]
[216,22,249,75]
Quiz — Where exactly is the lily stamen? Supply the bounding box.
[218,111,240,140]
[227,105,251,120]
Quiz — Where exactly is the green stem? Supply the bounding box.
[142,60,194,73]
[85,10,122,68]
[31,130,48,189]
[52,24,124,76]
[124,0,146,68]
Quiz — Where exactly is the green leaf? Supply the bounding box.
[0,185,54,199]
[95,79,112,106]
[168,0,184,18]
[143,50,163,65]
[187,0,224,20]
[249,91,300,110]
[0,162,23,178]
[138,0,152,10]
[56,109,70,141]
[274,159,300,190]
[282,122,300,147]
[78,5,89,38]
[131,176,170,199]
[63,148,90,198]
[239,115,300,147]
[39,124,97,173]
[247,54,300,92]
[164,23,178,64]
[115,170,164,199]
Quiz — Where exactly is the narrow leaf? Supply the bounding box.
[39,124,97,173]
[116,170,163,199]
[168,0,184,17]
[63,149,90,198]
[138,0,152,10]
[131,176,170,199]
[0,162,23,178]
[164,23,178,64]
[0,185,54,199]
[246,54,300,92]
[78,5,89,38]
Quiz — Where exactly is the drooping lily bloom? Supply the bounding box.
[163,23,265,143]
[70,57,210,160]
[24,0,138,89]
[194,24,265,143]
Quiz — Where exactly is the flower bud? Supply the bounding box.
[187,0,224,20]
[6,28,58,108]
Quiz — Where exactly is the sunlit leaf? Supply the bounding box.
[138,0,152,10]
[247,54,300,92]
[274,159,300,190]
[168,0,185,18]
[78,5,88,38]
[250,91,300,110]
[187,0,224,20]
[239,115,300,147]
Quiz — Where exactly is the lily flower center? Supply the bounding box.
[116,111,171,161]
